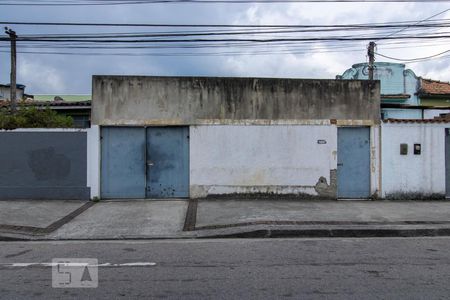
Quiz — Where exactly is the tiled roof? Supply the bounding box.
[33,94,91,102]
[381,94,411,99]
[0,100,91,108]
[420,78,450,95]
[0,83,26,89]
[383,118,450,124]
[37,100,91,107]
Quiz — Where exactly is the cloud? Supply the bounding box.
[18,57,66,94]
[1,2,450,93]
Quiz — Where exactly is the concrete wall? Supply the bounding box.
[0,129,91,200]
[381,122,449,198]
[87,125,100,199]
[371,125,381,198]
[92,76,380,126]
[189,125,338,198]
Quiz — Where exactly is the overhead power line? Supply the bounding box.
[2,33,450,43]
[375,49,450,61]
[1,0,450,5]
[2,19,450,28]
[376,8,450,42]
[1,18,450,59]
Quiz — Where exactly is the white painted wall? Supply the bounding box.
[381,123,449,197]
[370,125,381,197]
[87,125,100,199]
[423,109,450,119]
[189,125,338,198]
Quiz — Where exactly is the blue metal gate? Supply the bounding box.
[101,127,146,199]
[101,126,189,199]
[146,127,189,198]
[337,127,371,198]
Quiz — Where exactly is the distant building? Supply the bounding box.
[418,78,450,119]
[0,83,28,101]
[0,93,91,128]
[33,95,91,128]
[337,62,450,119]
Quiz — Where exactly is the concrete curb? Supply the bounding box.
[195,224,450,239]
[4,224,450,241]
[198,228,450,239]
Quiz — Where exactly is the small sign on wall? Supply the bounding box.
[400,143,408,155]
[414,144,421,155]
[317,140,327,144]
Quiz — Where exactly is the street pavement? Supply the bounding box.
[1,237,450,299]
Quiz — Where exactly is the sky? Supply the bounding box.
[0,1,450,94]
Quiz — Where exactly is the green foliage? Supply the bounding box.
[0,106,73,129]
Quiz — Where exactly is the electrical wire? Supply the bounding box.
[1,18,450,59]
[2,19,450,27]
[0,0,450,5]
[375,7,450,42]
[375,49,450,61]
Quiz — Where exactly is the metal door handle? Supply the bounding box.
[147,161,154,166]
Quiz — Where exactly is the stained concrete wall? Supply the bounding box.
[92,76,380,125]
[381,122,449,198]
[189,125,338,198]
[0,129,90,200]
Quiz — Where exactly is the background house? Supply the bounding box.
[0,93,91,128]
[418,79,450,119]
[0,83,28,101]
[337,62,450,120]
[33,95,91,128]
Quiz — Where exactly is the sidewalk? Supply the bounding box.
[191,199,450,238]
[2,199,450,240]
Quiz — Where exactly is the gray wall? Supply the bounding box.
[92,76,380,125]
[0,132,89,200]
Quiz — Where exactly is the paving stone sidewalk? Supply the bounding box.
[2,199,450,240]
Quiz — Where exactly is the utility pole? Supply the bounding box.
[367,41,376,81]
[5,27,17,112]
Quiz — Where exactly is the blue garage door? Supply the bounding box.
[101,126,189,199]
[146,127,189,198]
[337,127,371,199]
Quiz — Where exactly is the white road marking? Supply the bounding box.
[2,262,156,268]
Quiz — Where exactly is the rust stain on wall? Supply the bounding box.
[314,169,337,198]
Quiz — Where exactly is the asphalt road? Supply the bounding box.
[1,237,450,299]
